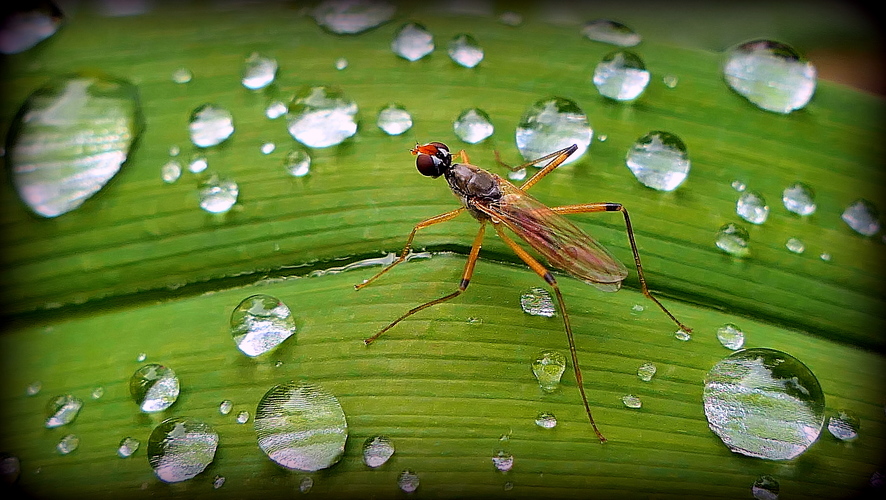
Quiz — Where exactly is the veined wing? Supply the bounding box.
[475,177,628,285]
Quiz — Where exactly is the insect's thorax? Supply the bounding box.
[444,163,502,220]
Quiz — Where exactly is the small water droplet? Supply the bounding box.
[593,51,650,101]
[168,145,180,157]
[841,199,880,236]
[45,395,83,428]
[189,104,234,148]
[752,475,780,500]
[241,52,278,90]
[91,386,104,399]
[466,316,483,325]
[516,97,592,166]
[377,103,413,135]
[520,287,555,317]
[230,294,297,357]
[213,475,225,489]
[716,323,745,350]
[597,134,608,142]
[581,19,641,47]
[260,142,276,155]
[287,86,358,148]
[663,74,679,88]
[535,412,558,429]
[631,304,645,313]
[492,450,514,472]
[391,22,434,61]
[531,350,566,392]
[507,168,527,181]
[362,435,395,468]
[0,453,21,484]
[820,252,832,262]
[674,329,691,341]
[26,381,42,396]
[785,237,805,254]
[117,436,140,458]
[782,182,816,215]
[219,400,233,415]
[161,160,182,183]
[255,381,348,472]
[622,394,642,408]
[147,417,218,483]
[731,180,747,192]
[637,362,657,382]
[827,409,860,441]
[284,148,312,177]
[453,108,494,144]
[498,11,522,26]
[625,131,690,191]
[448,34,484,68]
[311,0,395,35]
[171,67,192,84]
[0,3,63,54]
[299,476,314,493]
[716,223,750,257]
[736,191,770,224]
[186,155,207,173]
[129,364,180,412]
[236,411,250,424]
[136,352,147,362]
[198,173,238,213]
[723,40,816,114]
[266,100,287,119]
[56,434,80,455]
[398,469,420,493]
[703,348,825,460]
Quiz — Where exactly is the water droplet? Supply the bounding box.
[507,168,527,181]
[218,400,233,415]
[241,52,278,90]
[26,381,42,396]
[254,381,348,472]
[752,475,780,500]
[260,142,276,155]
[453,108,494,144]
[335,57,349,70]
[299,476,314,493]
[266,101,287,120]
[715,223,750,257]
[581,19,641,47]
[213,475,225,489]
[147,417,218,483]
[531,350,566,392]
[714,323,744,350]
[398,469,420,493]
[284,148,312,177]
[45,395,83,428]
[311,0,395,35]
[637,362,657,382]
[0,3,63,54]
[520,287,555,317]
[841,199,880,236]
[236,411,250,424]
[448,34,484,68]
[0,453,21,484]
[827,409,860,441]
[171,67,192,84]
[189,104,234,148]
[663,74,679,88]
[782,182,816,215]
[674,329,691,341]
[129,364,180,412]
[6,74,142,217]
[492,450,514,472]
[593,51,650,101]
[498,12,522,26]
[703,348,825,460]
[136,352,147,362]
[391,22,434,61]
[516,97,592,166]
[622,394,642,408]
[230,294,297,357]
[785,237,805,254]
[535,412,557,429]
[723,40,816,114]
[57,434,80,455]
[736,191,770,224]
[820,252,832,262]
[362,435,395,468]
[198,173,238,213]
[168,145,180,157]
[625,131,690,191]
[118,436,140,458]
[631,304,645,313]
[732,180,747,192]
[161,160,182,183]
[91,386,104,399]
[597,134,608,142]
[287,86,358,148]
[377,103,413,135]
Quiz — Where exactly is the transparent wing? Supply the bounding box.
[474,178,628,285]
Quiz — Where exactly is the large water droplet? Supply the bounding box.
[581,19,641,47]
[448,34,483,68]
[189,104,234,148]
[752,475,780,500]
[0,2,63,54]
[118,436,140,458]
[284,148,312,177]
[827,409,860,441]
[311,0,395,34]
[637,362,657,382]
[287,86,358,148]
[362,435,395,468]
[516,97,592,166]
[736,191,770,224]
[241,52,278,90]
[453,108,494,144]
[492,450,514,472]
[6,74,141,217]
[391,22,434,61]
[45,395,83,428]
[56,434,80,455]
[535,412,557,428]
[785,237,805,254]
[715,222,750,257]
[625,131,690,191]
[703,348,825,460]
[520,287,555,317]
[236,411,250,424]
[129,364,180,412]
[531,350,566,392]
[254,381,348,472]
[782,182,816,215]
[398,469,420,493]
[593,51,650,101]
[376,103,413,135]
[147,417,218,483]
[198,173,238,213]
[723,40,816,114]
[841,199,880,236]
[716,323,745,350]
[219,400,233,415]
[622,394,642,408]
[230,294,297,357]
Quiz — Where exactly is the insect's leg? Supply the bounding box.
[494,224,607,443]
[452,149,471,165]
[550,203,691,333]
[364,222,487,345]
[355,208,465,291]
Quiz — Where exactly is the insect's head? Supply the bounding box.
[411,142,451,178]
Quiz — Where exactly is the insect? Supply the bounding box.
[356,142,691,442]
